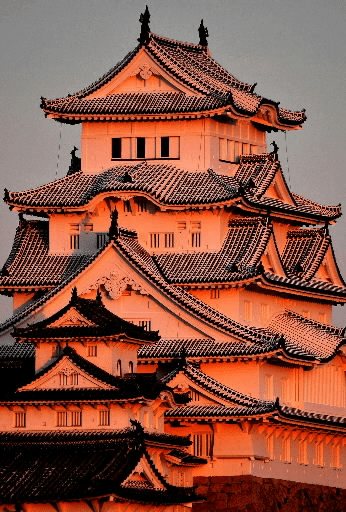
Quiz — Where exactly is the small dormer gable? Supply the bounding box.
[18,348,117,391]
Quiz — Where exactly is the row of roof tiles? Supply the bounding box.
[41,33,306,126]
[5,154,341,221]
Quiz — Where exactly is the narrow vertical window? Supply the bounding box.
[137,137,145,158]
[191,231,201,248]
[150,233,160,248]
[161,136,170,157]
[124,200,132,213]
[97,233,108,249]
[210,289,220,299]
[193,433,212,457]
[15,412,26,428]
[71,410,82,427]
[164,233,174,248]
[138,320,151,331]
[57,411,68,427]
[70,234,80,250]
[117,359,122,377]
[128,361,134,374]
[99,409,110,426]
[88,345,97,357]
[137,199,147,212]
[112,138,122,159]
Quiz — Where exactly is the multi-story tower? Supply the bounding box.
[1,8,346,511]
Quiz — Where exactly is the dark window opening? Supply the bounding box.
[161,137,170,158]
[112,138,122,159]
[137,137,146,158]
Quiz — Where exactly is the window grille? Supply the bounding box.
[137,199,147,212]
[191,232,201,248]
[193,433,212,457]
[138,320,151,331]
[150,233,160,248]
[70,234,80,250]
[88,345,97,357]
[210,289,220,299]
[71,411,82,427]
[164,233,174,248]
[124,200,132,213]
[99,409,110,426]
[15,412,26,428]
[97,233,108,249]
[57,411,68,427]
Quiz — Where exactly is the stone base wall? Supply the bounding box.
[192,475,346,512]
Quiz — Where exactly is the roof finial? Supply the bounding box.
[138,5,151,44]
[109,208,119,240]
[96,287,102,304]
[270,141,279,160]
[70,287,78,303]
[198,19,209,47]
[67,146,81,176]
[3,188,10,202]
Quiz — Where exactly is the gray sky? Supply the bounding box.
[0,0,345,324]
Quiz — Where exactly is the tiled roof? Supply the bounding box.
[165,403,274,419]
[268,310,345,362]
[0,342,34,360]
[263,271,346,299]
[0,426,200,505]
[115,234,277,344]
[163,362,270,408]
[0,219,90,291]
[138,338,278,361]
[13,293,159,342]
[41,33,305,126]
[155,217,271,284]
[277,404,346,430]
[237,154,341,220]
[5,156,340,221]
[281,228,331,280]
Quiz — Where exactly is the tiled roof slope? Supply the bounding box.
[115,233,277,345]
[281,228,334,281]
[155,217,271,284]
[13,293,159,342]
[0,427,200,505]
[263,271,346,299]
[0,219,90,291]
[138,338,278,361]
[268,310,345,362]
[0,342,34,360]
[163,362,271,408]
[165,403,274,419]
[236,154,341,220]
[5,156,340,221]
[41,33,306,126]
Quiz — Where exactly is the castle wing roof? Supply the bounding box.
[0,427,200,505]
[155,217,271,284]
[268,309,345,362]
[0,219,90,292]
[13,292,159,343]
[40,33,305,127]
[163,362,270,408]
[5,157,340,221]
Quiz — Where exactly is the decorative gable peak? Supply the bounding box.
[49,307,95,328]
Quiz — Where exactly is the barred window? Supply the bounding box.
[150,233,160,248]
[164,233,174,248]
[137,199,147,212]
[210,288,220,299]
[14,412,26,428]
[138,320,151,331]
[97,233,108,249]
[124,200,132,213]
[193,433,212,457]
[70,234,80,250]
[88,345,97,357]
[191,231,201,248]
[71,411,82,427]
[57,411,68,427]
[99,409,110,426]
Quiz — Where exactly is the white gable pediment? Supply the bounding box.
[19,355,114,391]
[49,307,95,328]
[87,48,197,99]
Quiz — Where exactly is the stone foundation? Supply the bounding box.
[192,475,346,511]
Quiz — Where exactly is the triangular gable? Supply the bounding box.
[263,169,296,206]
[121,453,166,491]
[9,239,272,344]
[314,244,346,287]
[19,353,115,391]
[86,48,197,99]
[49,307,96,328]
[261,232,286,277]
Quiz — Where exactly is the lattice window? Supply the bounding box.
[191,231,201,248]
[189,389,201,402]
[164,233,174,248]
[138,320,151,331]
[88,345,97,357]
[137,199,147,212]
[314,442,324,466]
[70,234,80,250]
[99,409,110,426]
[97,233,108,249]
[71,411,82,427]
[57,411,68,427]
[150,233,160,248]
[193,433,212,457]
[124,200,132,213]
[14,412,26,428]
